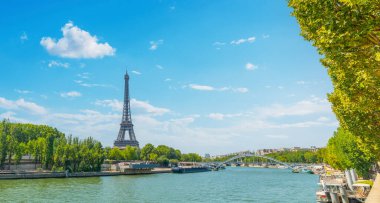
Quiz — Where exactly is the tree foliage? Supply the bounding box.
[0,120,203,170]
[134,143,199,166]
[325,128,375,177]
[0,120,105,172]
[289,0,380,156]
[267,150,321,163]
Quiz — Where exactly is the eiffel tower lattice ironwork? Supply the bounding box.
[114,70,139,148]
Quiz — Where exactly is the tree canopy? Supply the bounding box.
[0,120,204,170]
[325,128,375,177]
[289,0,380,157]
[0,120,105,172]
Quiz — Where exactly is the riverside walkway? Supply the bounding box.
[366,173,380,203]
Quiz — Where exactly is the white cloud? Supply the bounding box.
[262,34,270,39]
[60,91,82,98]
[74,80,111,88]
[231,36,256,45]
[189,84,215,91]
[20,32,28,42]
[47,110,120,142]
[15,89,32,94]
[130,99,170,115]
[278,86,284,89]
[212,41,226,50]
[156,65,164,70]
[0,111,31,123]
[208,113,225,120]
[77,72,90,79]
[95,98,170,116]
[95,99,123,111]
[231,39,246,45]
[188,84,248,93]
[233,87,249,93]
[296,81,306,85]
[255,96,330,118]
[48,60,70,68]
[265,134,288,139]
[208,113,243,121]
[213,42,226,46]
[247,37,256,43]
[0,97,47,115]
[0,111,16,119]
[317,116,330,122]
[149,39,163,50]
[169,116,197,126]
[165,78,171,82]
[40,21,115,58]
[245,63,258,71]
[132,70,141,75]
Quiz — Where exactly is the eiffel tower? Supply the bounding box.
[114,70,139,148]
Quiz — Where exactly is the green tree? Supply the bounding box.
[316,148,327,163]
[92,141,105,171]
[304,151,317,163]
[157,155,169,167]
[149,153,158,161]
[289,0,380,157]
[325,128,376,177]
[0,120,10,169]
[27,140,38,169]
[124,146,139,161]
[104,147,111,159]
[156,145,170,157]
[140,143,155,161]
[43,134,55,169]
[109,148,123,160]
[169,159,179,166]
[174,149,182,160]
[6,134,17,168]
[14,142,26,166]
[181,153,202,162]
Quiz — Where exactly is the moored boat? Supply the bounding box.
[301,168,314,174]
[172,165,211,173]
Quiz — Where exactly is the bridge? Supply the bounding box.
[217,152,293,169]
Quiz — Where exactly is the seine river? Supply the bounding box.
[0,167,318,202]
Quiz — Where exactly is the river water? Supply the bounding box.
[0,167,318,202]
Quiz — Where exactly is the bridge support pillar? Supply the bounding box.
[330,192,339,203]
[339,186,349,203]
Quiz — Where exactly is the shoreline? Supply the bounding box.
[0,168,172,180]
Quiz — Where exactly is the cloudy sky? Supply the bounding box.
[0,0,338,155]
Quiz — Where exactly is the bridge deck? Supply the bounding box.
[218,153,292,169]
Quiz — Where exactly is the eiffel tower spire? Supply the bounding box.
[114,70,139,148]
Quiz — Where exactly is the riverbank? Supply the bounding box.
[0,168,172,180]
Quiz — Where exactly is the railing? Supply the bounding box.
[217,153,292,169]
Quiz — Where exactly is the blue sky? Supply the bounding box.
[0,0,338,155]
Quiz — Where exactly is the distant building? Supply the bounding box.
[278,148,290,152]
[291,147,301,152]
[256,149,278,155]
[204,154,210,158]
[309,146,319,152]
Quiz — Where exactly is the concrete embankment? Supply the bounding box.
[365,173,380,203]
[0,168,172,180]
